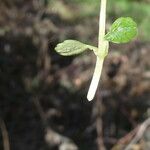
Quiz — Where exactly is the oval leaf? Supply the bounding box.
[105,17,138,43]
[55,40,98,56]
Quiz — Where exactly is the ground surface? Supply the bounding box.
[0,0,150,150]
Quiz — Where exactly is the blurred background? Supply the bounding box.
[0,0,150,150]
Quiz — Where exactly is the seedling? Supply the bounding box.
[55,0,137,101]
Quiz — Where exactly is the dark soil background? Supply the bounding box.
[0,0,150,150]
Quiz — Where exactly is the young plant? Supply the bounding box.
[55,0,138,101]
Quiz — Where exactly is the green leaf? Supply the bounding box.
[55,40,98,56]
[104,17,138,43]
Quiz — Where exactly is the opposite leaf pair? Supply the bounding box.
[55,17,138,56]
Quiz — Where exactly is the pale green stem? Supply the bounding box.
[87,58,104,101]
[87,0,107,101]
[98,0,107,44]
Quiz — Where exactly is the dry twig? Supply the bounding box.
[124,117,150,150]
[93,88,106,150]
[0,117,10,150]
